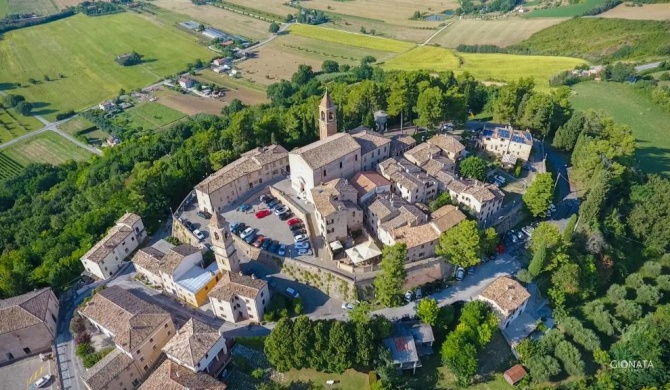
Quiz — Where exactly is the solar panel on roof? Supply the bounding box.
[524,132,532,141]
[498,130,510,138]
[482,130,493,137]
[512,136,525,143]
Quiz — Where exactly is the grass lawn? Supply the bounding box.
[383,46,585,90]
[0,12,213,120]
[0,0,8,17]
[3,131,93,166]
[277,368,369,390]
[570,81,670,177]
[57,116,96,135]
[117,102,186,130]
[0,107,44,144]
[288,24,416,53]
[525,0,607,17]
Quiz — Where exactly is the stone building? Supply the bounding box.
[311,179,363,243]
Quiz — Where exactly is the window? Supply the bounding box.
[323,169,327,176]
[131,237,135,241]
[262,299,266,305]
[140,357,145,362]
[149,338,153,343]
[261,291,264,297]
[51,313,57,322]
[23,347,31,354]
[143,365,148,371]
[205,353,209,359]
[132,379,140,387]
[355,154,358,161]
[167,331,171,336]
[152,345,156,350]
[122,241,125,246]
[124,248,128,253]
[164,323,168,328]
[136,350,141,354]
[6,353,14,360]
[339,161,342,169]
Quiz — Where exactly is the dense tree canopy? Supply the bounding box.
[458,155,487,181]
[523,172,554,217]
[436,220,481,268]
[373,244,408,307]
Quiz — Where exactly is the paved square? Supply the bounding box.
[0,355,56,390]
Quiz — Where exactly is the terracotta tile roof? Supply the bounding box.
[395,135,416,146]
[504,364,527,385]
[479,276,530,316]
[427,134,465,155]
[83,225,133,263]
[196,145,287,194]
[367,197,397,221]
[132,247,167,276]
[79,286,170,353]
[209,271,266,302]
[161,245,201,275]
[351,131,391,155]
[430,205,466,234]
[118,213,141,227]
[0,288,54,335]
[81,349,135,390]
[420,157,455,176]
[392,223,439,248]
[290,133,361,170]
[351,171,391,197]
[139,359,226,390]
[463,182,504,203]
[378,157,422,178]
[403,143,441,166]
[380,204,425,232]
[310,179,360,217]
[163,319,222,368]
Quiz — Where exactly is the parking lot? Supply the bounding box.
[0,355,56,390]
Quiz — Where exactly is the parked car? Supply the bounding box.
[292,228,306,237]
[34,375,52,388]
[287,218,302,226]
[468,266,475,275]
[290,223,303,231]
[232,223,246,235]
[456,267,465,281]
[342,302,355,311]
[297,248,312,256]
[238,204,252,212]
[284,287,300,299]
[495,175,506,184]
[260,194,272,203]
[244,232,257,244]
[185,221,195,231]
[549,203,557,212]
[267,199,280,209]
[415,287,423,299]
[253,236,265,248]
[404,290,414,302]
[240,227,255,240]
[278,211,292,221]
[521,226,534,236]
[517,230,526,240]
[269,241,280,253]
[255,209,272,219]
[278,244,287,256]
[196,211,211,219]
[294,234,308,242]
[274,206,289,215]
[261,239,274,251]
[294,241,310,250]
[193,229,205,240]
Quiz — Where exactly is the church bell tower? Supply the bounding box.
[319,90,337,140]
[208,213,240,274]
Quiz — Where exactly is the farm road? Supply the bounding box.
[421,21,453,46]
[0,117,102,156]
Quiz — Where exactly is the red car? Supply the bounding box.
[253,236,265,248]
[287,217,302,226]
[255,209,271,219]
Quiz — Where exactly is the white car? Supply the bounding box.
[193,229,205,240]
[456,267,465,281]
[294,241,310,249]
[240,227,255,239]
[495,175,506,184]
[342,302,355,311]
[274,206,289,215]
[284,287,300,299]
[34,375,52,388]
[294,234,308,242]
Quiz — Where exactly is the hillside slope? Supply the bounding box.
[510,18,670,62]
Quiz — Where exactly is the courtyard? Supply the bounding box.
[0,354,57,390]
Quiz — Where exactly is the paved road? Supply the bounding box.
[635,61,661,72]
[55,289,88,390]
[421,21,453,46]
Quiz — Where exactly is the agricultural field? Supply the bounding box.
[431,17,567,48]
[150,0,271,41]
[53,0,86,9]
[288,24,416,53]
[0,107,43,144]
[2,0,59,16]
[0,152,23,181]
[570,81,670,177]
[383,46,584,90]
[117,102,186,130]
[599,3,670,20]
[321,16,439,43]
[279,34,399,63]
[510,18,670,62]
[153,89,230,116]
[225,0,456,27]
[57,116,96,135]
[524,0,606,17]
[0,13,213,121]
[2,131,92,166]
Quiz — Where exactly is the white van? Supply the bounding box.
[284,287,300,299]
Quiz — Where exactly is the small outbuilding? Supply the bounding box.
[504,364,527,386]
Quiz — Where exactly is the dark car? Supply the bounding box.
[278,212,292,221]
[244,232,257,244]
[289,223,303,231]
[232,223,246,235]
[292,228,306,236]
[269,241,280,253]
[267,199,280,209]
[196,211,211,219]
[184,221,195,231]
[261,239,274,251]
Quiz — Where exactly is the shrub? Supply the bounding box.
[635,285,662,306]
[625,273,643,289]
[616,300,642,321]
[82,348,114,369]
[75,332,91,345]
[656,275,670,291]
[555,340,584,376]
[560,316,601,351]
[56,110,76,121]
[607,284,627,302]
[640,261,663,279]
[70,315,86,334]
[251,368,265,379]
[76,342,94,357]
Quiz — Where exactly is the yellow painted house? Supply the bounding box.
[132,241,221,307]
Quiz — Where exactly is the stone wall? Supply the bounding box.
[171,219,204,248]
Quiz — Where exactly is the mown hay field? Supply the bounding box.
[0,13,213,120]
[3,131,92,166]
[524,0,606,17]
[383,46,584,90]
[0,108,43,144]
[3,0,58,16]
[431,17,567,48]
[599,3,670,20]
[288,24,416,53]
[117,102,187,130]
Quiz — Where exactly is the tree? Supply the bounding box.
[636,285,662,306]
[616,300,642,321]
[522,173,553,217]
[480,227,497,255]
[309,320,331,370]
[552,263,581,296]
[349,301,371,325]
[527,355,561,382]
[441,330,478,386]
[328,321,354,373]
[354,321,375,368]
[458,155,487,181]
[628,175,670,254]
[436,220,481,268]
[517,92,555,137]
[15,101,32,116]
[491,77,534,123]
[3,94,25,108]
[269,22,280,33]
[625,273,643,289]
[528,245,546,278]
[530,222,561,254]
[607,284,627,302]
[321,60,339,73]
[416,298,439,326]
[555,340,584,376]
[429,192,451,211]
[291,316,314,369]
[414,87,445,128]
[264,318,294,371]
[553,112,584,152]
[373,244,408,307]
[291,65,314,86]
[563,214,577,243]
